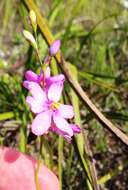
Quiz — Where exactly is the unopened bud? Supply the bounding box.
[49,39,61,56]
[29,10,37,32]
[44,55,52,65]
[23,30,37,50]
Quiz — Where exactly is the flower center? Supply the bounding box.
[50,102,60,111]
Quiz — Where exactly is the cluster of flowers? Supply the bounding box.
[23,40,80,141]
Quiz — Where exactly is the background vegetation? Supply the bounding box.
[0,0,128,189]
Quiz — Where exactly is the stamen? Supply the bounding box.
[50,102,60,110]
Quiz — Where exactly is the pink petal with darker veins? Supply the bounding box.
[32,111,52,136]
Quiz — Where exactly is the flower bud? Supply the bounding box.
[49,39,61,56]
[23,30,37,50]
[29,10,37,33]
[44,55,52,65]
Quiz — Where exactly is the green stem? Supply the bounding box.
[19,113,27,153]
[51,58,63,190]
[34,159,41,190]
[36,49,42,66]
[58,136,63,190]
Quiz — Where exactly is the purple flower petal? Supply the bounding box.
[28,82,47,104]
[22,80,30,89]
[50,122,72,142]
[63,135,72,143]
[70,124,81,134]
[49,74,65,83]
[45,67,51,78]
[53,115,73,136]
[49,40,61,56]
[58,104,74,119]
[45,74,64,93]
[31,111,52,136]
[48,82,63,102]
[25,70,38,82]
[26,96,45,114]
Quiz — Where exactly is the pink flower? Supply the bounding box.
[0,146,59,190]
[26,81,80,141]
[23,66,65,92]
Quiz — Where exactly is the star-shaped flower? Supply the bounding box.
[26,81,80,141]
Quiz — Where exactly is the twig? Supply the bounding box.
[23,0,128,146]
